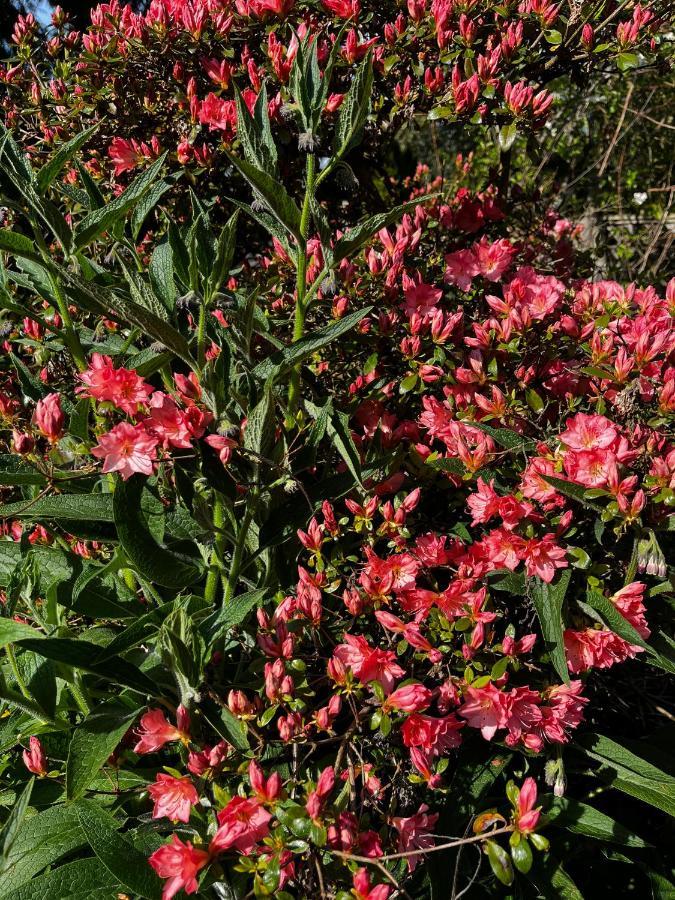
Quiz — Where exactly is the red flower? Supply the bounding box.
[149,834,209,900]
[392,804,439,872]
[91,421,159,480]
[33,393,64,443]
[512,777,541,834]
[211,797,271,855]
[148,773,199,823]
[134,706,190,755]
[22,736,47,776]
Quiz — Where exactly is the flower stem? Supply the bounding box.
[223,505,253,605]
[204,492,226,604]
[287,152,316,421]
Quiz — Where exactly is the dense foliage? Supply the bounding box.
[0,1,673,899]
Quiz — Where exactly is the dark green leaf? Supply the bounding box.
[113,475,203,589]
[66,704,139,800]
[546,797,649,847]
[17,637,157,696]
[253,306,372,381]
[0,494,114,523]
[224,151,302,242]
[76,802,163,900]
[36,125,98,194]
[530,569,571,684]
[73,153,168,250]
[7,857,122,900]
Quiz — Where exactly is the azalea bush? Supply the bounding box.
[0,1,673,898]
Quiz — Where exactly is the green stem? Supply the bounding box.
[197,300,207,370]
[6,644,31,700]
[204,492,226,605]
[287,152,316,421]
[223,505,254,605]
[69,675,91,716]
[50,271,88,373]
[31,227,87,372]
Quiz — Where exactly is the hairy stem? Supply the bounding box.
[204,492,226,604]
[287,152,316,420]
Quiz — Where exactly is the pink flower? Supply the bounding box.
[306,766,335,821]
[392,804,439,872]
[559,413,618,451]
[134,706,190,755]
[149,834,209,900]
[333,634,405,694]
[22,736,47,776]
[79,354,153,414]
[445,247,479,291]
[403,273,443,318]
[187,742,229,777]
[352,867,391,900]
[148,774,199,823]
[198,93,237,134]
[33,393,64,442]
[205,433,237,465]
[146,392,193,449]
[473,237,515,282]
[467,477,501,525]
[512,777,541,834]
[563,448,617,488]
[249,759,282,803]
[522,534,568,583]
[91,421,159,480]
[211,797,271,855]
[108,136,160,176]
[611,581,650,638]
[458,684,507,739]
[382,682,433,714]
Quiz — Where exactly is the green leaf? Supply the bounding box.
[224,151,302,242]
[0,493,113,523]
[17,637,158,696]
[202,587,266,643]
[7,857,122,900]
[113,475,203,589]
[148,242,176,312]
[530,569,571,684]
[0,619,42,648]
[326,406,362,488]
[584,588,651,653]
[66,705,139,800]
[0,803,103,895]
[36,125,98,194]
[527,855,584,899]
[202,700,251,751]
[542,475,599,509]
[498,123,518,152]
[0,230,39,261]
[0,779,33,867]
[546,797,649,847]
[131,179,172,240]
[333,53,374,160]
[332,200,429,264]
[207,210,239,299]
[234,83,277,175]
[485,839,514,885]
[253,306,372,381]
[76,801,163,900]
[73,153,168,250]
[471,421,534,452]
[574,732,675,817]
[243,382,276,460]
[617,51,638,71]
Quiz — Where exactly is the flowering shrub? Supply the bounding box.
[0,1,673,899]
